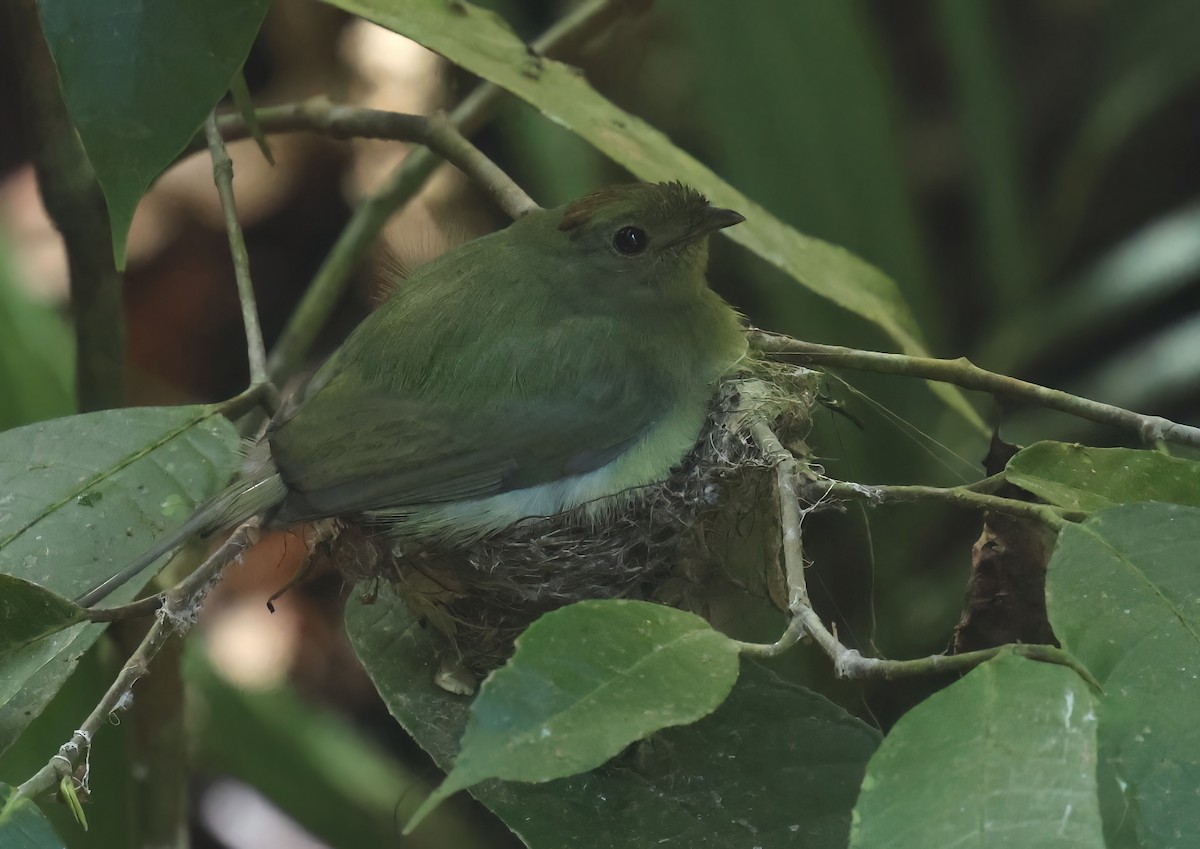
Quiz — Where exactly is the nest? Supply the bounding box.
[327,361,819,679]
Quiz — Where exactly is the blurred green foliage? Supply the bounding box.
[0,238,73,431]
[4,0,1200,846]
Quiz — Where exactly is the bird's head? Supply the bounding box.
[551,182,744,288]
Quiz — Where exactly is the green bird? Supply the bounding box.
[77,181,748,607]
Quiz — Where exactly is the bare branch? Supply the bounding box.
[733,422,1093,689]
[205,112,269,387]
[750,330,1200,449]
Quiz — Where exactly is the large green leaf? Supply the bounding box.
[0,576,83,658]
[0,407,240,754]
[1006,441,1200,512]
[408,600,741,828]
[1047,503,1200,848]
[35,0,271,268]
[850,653,1104,849]
[346,586,880,848]
[319,0,983,427]
[0,783,64,849]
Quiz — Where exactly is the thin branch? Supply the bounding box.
[734,615,806,658]
[82,594,163,622]
[214,381,279,420]
[15,519,259,804]
[750,330,1200,449]
[796,606,1097,688]
[805,477,1075,527]
[205,113,269,387]
[197,101,537,221]
[733,423,1095,689]
[749,420,811,610]
[265,0,635,382]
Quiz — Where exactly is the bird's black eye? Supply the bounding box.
[611,226,649,256]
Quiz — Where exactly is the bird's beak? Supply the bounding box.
[673,206,746,247]
[701,207,746,234]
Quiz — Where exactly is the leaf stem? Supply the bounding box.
[806,478,1075,527]
[202,100,537,221]
[82,594,163,622]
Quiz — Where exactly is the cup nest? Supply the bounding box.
[324,361,820,679]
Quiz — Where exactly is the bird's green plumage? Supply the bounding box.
[77,182,747,605]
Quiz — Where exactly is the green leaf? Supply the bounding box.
[850,653,1105,849]
[347,587,880,848]
[1047,503,1200,848]
[0,782,64,849]
[0,576,83,657]
[0,406,239,754]
[35,0,272,268]
[57,776,86,831]
[318,0,982,429]
[407,599,740,829]
[1007,441,1200,512]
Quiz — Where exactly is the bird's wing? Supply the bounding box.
[266,370,662,523]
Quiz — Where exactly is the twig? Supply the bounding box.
[805,478,1075,527]
[790,606,1097,688]
[212,381,278,421]
[749,420,811,610]
[205,113,269,387]
[82,594,163,622]
[15,519,259,804]
[265,0,635,382]
[733,423,1094,688]
[749,330,1200,449]
[197,101,537,222]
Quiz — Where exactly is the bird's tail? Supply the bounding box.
[74,471,288,607]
